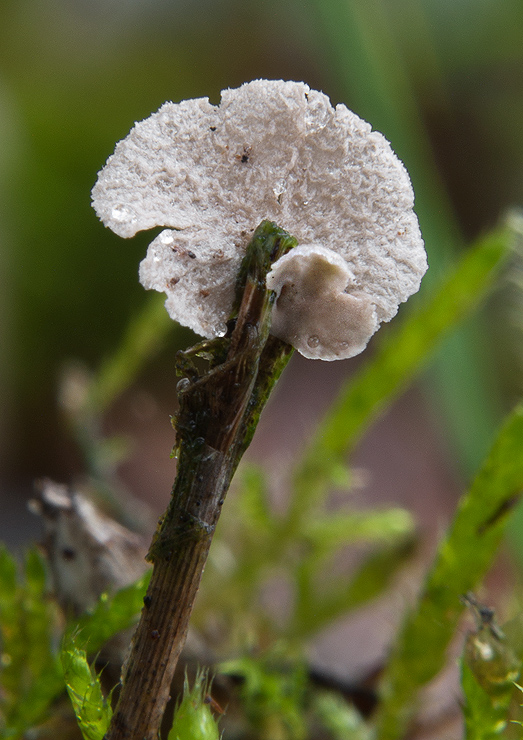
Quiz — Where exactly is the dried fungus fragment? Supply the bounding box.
[92,79,427,359]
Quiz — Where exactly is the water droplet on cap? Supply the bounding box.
[307,335,320,348]
[273,181,286,197]
[111,205,134,222]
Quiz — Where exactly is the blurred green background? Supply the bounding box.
[1,0,523,538]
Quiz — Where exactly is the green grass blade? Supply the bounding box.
[462,660,503,740]
[374,404,523,740]
[461,660,517,739]
[290,227,510,522]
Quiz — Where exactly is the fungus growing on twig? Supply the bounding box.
[92,79,427,360]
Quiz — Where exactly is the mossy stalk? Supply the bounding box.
[105,221,296,740]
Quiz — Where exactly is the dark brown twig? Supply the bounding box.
[105,221,296,740]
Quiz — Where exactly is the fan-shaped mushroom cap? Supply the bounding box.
[92,79,427,358]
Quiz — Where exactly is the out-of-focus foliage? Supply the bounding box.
[221,645,309,740]
[0,546,63,738]
[195,226,513,647]
[291,226,511,516]
[0,544,149,739]
[299,0,523,474]
[1,224,523,739]
[375,403,523,739]
[312,692,372,740]
[71,569,151,654]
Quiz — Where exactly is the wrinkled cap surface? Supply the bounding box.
[92,79,427,359]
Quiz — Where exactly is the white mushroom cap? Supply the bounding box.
[92,79,427,359]
[266,245,379,360]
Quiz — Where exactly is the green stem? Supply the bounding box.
[105,221,296,740]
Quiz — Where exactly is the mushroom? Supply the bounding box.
[266,245,379,360]
[92,79,427,360]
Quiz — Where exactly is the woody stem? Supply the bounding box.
[105,221,296,740]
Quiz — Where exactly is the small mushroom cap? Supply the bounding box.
[266,245,379,360]
[92,79,427,357]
